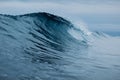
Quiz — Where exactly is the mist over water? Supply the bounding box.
[0,12,120,80]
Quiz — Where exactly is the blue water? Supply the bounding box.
[0,12,120,80]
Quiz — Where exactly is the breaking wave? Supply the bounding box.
[0,12,119,80]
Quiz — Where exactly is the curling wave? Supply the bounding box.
[1,12,118,80]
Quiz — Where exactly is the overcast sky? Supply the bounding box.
[0,0,120,36]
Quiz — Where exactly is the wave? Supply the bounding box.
[0,12,108,80]
[0,12,90,55]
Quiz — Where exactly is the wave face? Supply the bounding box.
[0,12,120,80]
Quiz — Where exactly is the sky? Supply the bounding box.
[0,0,120,36]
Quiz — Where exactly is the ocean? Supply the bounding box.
[0,12,120,80]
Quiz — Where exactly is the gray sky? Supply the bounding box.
[0,0,120,35]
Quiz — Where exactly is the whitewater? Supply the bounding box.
[0,12,120,80]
